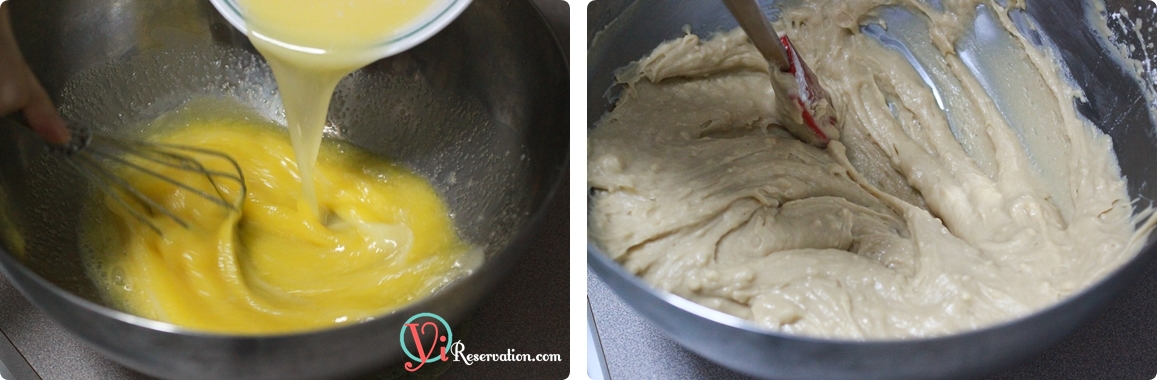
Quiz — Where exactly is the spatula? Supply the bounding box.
[722,0,839,148]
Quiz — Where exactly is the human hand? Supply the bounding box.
[0,3,70,144]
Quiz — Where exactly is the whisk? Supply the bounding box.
[7,115,247,235]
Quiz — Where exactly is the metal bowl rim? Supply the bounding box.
[587,235,1157,345]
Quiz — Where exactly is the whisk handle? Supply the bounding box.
[5,112,30,128]
[4,113,91,154]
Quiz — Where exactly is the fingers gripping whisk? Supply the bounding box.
[49,122,247,235]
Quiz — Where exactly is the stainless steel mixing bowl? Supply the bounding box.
[0,0,567,379]
[587,0,1157,379]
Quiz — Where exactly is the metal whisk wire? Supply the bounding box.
[11,117,247,235]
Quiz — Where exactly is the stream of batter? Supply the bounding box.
[589,0,1156,339]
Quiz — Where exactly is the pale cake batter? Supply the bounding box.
[84,109,481,334]
[589,0,1156,339]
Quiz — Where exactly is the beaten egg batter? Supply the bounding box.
[84,112,480,334]
[78,0,472,333]
[589,0,1156,339]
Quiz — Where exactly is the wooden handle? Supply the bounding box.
[721,0,790,71]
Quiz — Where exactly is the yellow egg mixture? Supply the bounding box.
[239,0,435,54]
[239,0,439,218]
[82,0,473,334]
[84,116,480,334]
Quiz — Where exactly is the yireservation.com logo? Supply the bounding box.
[400,312,562,372]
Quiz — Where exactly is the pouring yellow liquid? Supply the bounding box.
[82,0,480,334]
[239,0,438,218]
